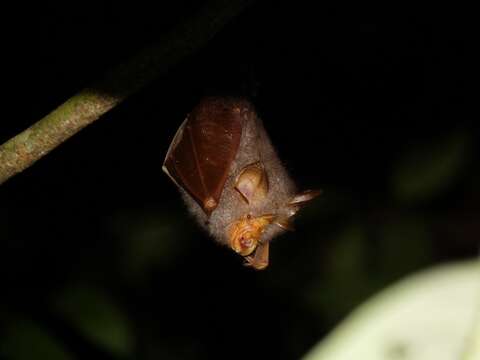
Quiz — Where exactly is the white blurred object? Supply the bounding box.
[303,260,480,360]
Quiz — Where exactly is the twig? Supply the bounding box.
[0,0,252,185]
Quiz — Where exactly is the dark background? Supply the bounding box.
[1,1,477,359]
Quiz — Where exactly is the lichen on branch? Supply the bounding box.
[0,0,252,185]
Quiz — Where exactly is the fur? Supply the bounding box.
[179,99,296,246]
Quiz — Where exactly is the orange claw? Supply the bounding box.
[244,241,269,270]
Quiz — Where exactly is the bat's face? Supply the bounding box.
[163,97,320,270]
[228,161,319,269]
[228,162,271,263]
[229,214,273,256]
[228,214,272,270]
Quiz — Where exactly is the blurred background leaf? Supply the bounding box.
[0,1,477,359]
[391,131,471,203]
[304,223,372,323]
[303,260,480,360]
[51,284,134,357]
[375,215,432,280]
[1,316,72,360]
[111,210,188,283]
[464,304,480,360]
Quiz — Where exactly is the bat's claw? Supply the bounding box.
[243,253,268,271]
[243,256,254,267]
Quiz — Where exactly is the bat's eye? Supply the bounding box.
[239,236,257,254]
[240,236,252,247]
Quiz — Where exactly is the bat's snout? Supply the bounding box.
[228,214,274,257]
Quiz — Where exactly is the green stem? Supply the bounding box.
[0,0,252,185]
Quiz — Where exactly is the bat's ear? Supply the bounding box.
[273,216,295,231]
[284,189,322,219]
[289,189,322,206]
[235,162,268,205]
[271,190,321,231]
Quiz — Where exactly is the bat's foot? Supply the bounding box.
[243,241,269,270]
[243,256,263,269]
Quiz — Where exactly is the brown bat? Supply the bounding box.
[163,97,320,270]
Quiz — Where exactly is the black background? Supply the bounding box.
[1,1,477,359]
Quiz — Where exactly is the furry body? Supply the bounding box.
[163,97,319,269]
[179,98,296,246]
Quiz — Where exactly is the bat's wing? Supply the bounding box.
[163,97,245,216]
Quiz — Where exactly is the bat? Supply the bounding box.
[163,97,320,270]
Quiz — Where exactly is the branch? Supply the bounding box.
[0,0,252,185]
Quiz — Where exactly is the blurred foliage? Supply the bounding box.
[1,1,477,360]
[112,210,187,283]
[391,131,471,203]
[304,224,373,323]
[303,260,480,360]
[464,304,480,360]
[303,215,433,325]
[51,284,134,357]
[1,316,72,360]
[376,216,432,280]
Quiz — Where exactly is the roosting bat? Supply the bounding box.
[163,97,320,270]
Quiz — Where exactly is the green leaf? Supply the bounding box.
[302,260,480,360]
[376,216,432,279]
[303,224,373,323]
[52,284,134,357]
[1,316,72,360]
[111,210,188,282]
[391,131,470,203]
[463,298,480,360]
